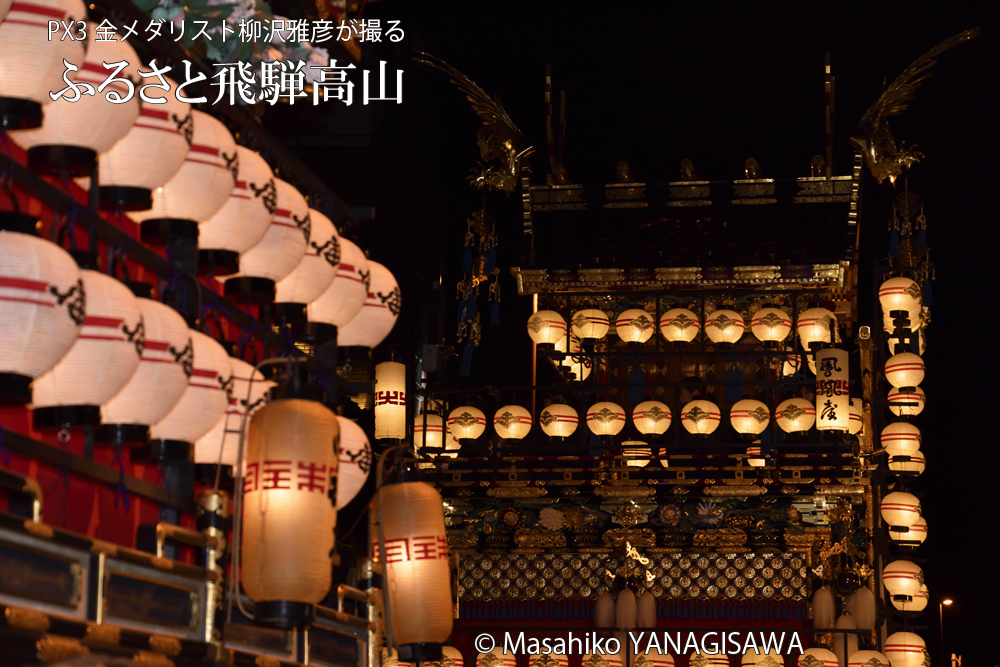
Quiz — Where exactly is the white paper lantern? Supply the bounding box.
[337,261,400,348]
[888,386,925,417]
[12,25,140,168]
[660,308,700,343]
[555,334,592,381]
[882,560,923,600]
[374,361,406,440]
[101,297,192,428]
[194,358,273,468]
[335,416,371,509]
[307,237,369,327]
[848,651,889,667]
[680,400,721,435]
[131,110,237,225]
[586,401,627,436]
[730,399,770,435]
[616,308,655,343]
[0,231,83,403]
[539,403,578,438]
[440,647,463,667]
[750,307,792,344]
[633,400,671,436]
[275,208,340,305]
[198,146,275,267]
[570,309,610,339]
[741,648,783,667]
[884,633,927,667]
[414,413,444,449]
[447,406,486,440]
[889,451,925,476]
[885,352,924,389]
[687,653,727,667]
[150,330,233,447]
[705,308,745,344]
[775,398,816,433]
[493,405,532,440]
[879,277,922,320]
[798,648,837,667]
[32,270,142,426]
[228,178,309,284]
[622,444,652,468]
[527,310,567,345]
[479,648,515,667]
[585,655,622,667]
[848,398,863,436]
[889,516,927,544]
[529,654,567,667]
[814,348,849,431]
[881,491,921,528]
[881,422,921,457]
[797,307,839,349]
[891,584,928,612]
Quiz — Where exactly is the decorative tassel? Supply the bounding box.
[812,586,836,628]
[636,591,656,628]
[888,231,899,256]
[847,587,876,630]
[459,341,473,377]
[485,246,496,274]
[833,612,858,667]
[595,591,615,628]
[462,245,472,273]
[615,588,637,630]
[918,230,927,249]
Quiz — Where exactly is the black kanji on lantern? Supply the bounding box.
[123,319,146,356]
[378,286,401,316]
[311,236,341,267]
[50,279,86,325]
[250,178,277,214]
[293,211,311,243]
[172,112,193,145]
[170,338,194,378]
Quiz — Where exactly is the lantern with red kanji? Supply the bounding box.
[815,348,849,431]
[374,361,407,440]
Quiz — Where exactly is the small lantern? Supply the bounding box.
[621,444,652,468]
[848,398,864,435]
[555,334,592,381]
[529,654,567,667]
[539,403,578,439]
[616,309,656,344]
[888,386,925,417]
[884,632,928,667]
[415,413,444,450]
[881,422,921,457]
[815,348,849,431]
[440,647,464,667]
[882,560,923,601]
[527,310,567,347]
[879,277,922,321]
[687,653,728,667]
[374,361,407,440]
[848,652,890,667]
[570,309,610,340]
[775,398,816,433]
[493,405,532,440]
[891,585,928,612]
[659,308,700,343]
[243,397,339,627]
[746,446,769,467]
[885,352,925,390]
[889,517,927,545]
[889,451,925,476]
[372,479,452,661]
[705,309,745,345]
[781,353,803,378]
[798,648,838,667]
[338,261,401,349]
[797,307,839,349]
[274,208,340,318]
[194,358,273,468]
[479,648,516,667]
[730,399,770,436]
[586,401,627,436]
[447,406,486,441]
[742,648,783,667]
[307,238,370,329]
[586,655,622,667]
[680,400,721,435]
[335,416,371,509]
[881,491,921,529]
[750,307,792,345]
[633,401,672,436]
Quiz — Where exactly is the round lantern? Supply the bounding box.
[885,352,924,390]
[0,0,86,130]
[889,517,927,545]
[99,295,193,442]
[274,208,340,320]
[337,261,401,349]
[881,491,921,529]
[814,348,849,431]
[888,386,925,417]
[797,307,839,349]
[0,230,83,405]
[144,330,232,461]
[132,110,238,242]
[633,400,672,436]
[775,398,816,433]
[880,422,921,457]
[479,647,515,667]
[493,405,532,440]
[335,416,371,509]
[372,479,452,661]
[11,24,140,175]
[440,647,463,667]
[447,406,486,441]
[374,361,406,440]
[243,397,339,627]
[781,353,803,378]
[622,444,652,468]
[889,451,925,476]
[680,400,721,435]
[891,584,928,612]
[848,398,863,436]
[89,77,192,211]
[660,308,700,343]
[197,146,275,275]
[586,401,627,436]
[798,648,837,667]
[616,309,656,344]
[555,334,592,381]
[848,652,889,667]
[570,309,610,340]
[884,632,927,667]
[687,653,727,667]
[194,358,273,469]
[705,308,745,345]
[742,648,782,667]
[730,399,770,436]
[527,310,567,346]
[539,403,578,439]
[750,307,792,345]
[879,277,922,320]
[415,413,444,449]
[307,237,369,330]
[584,655,621,667]
[530,654,567,667]
[882,560,923,600]
[32,269,142,429]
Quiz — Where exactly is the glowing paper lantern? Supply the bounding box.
[848,398,863,436]
[243,397,339,627]
[12,25,140,174]
[555,335,592,381]
[633,401,672,436]
[781,354,803,378]
[680,400,721,435]
[307,237,369,328]
[814,348,849,431]
[798,649,837,667]
[530,654,567,667]
[687,653,727,667]
[194,358,273,468]
[730,399,770,436]
[586,401,627,436]
[374,361,406,440]
[414,413,444,449]
[889,517,927,544]
[879,277,922,320]
[622,444,652,468]
[775,398,816,433]
[372,480,452,660]
[493,405,532,440]
[337,261,401,349]
[797,307,839,349]
[527,310,567,346]
[881,491,921,529]
[479,648,516,667]
[32,270,143,429]
[891,585,928,612]
[440,647,463,667]
[585,655,622,667]
[335,416,371,509]
[882,560,923,600]
[884,633,927,667]
[742,648,783,667]
[705,309,745,345]
[275,207,340,306]
[0,231,83,405]
[848,651,890,667]
[881,422,921,457]
[539,403,578,438]
[885,352,924,389]
[889,451,925,476]
[197,146,275,274]
[447,406,486,441]
[570,309,610,340]
[660,308,700,343]
[750,307,792,345]
[888,386,925,417]
[616,309,656,343]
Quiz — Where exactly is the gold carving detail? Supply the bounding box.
[84,624,121,646]
[514,530,566,548]
[133,651,176,667]
[36,636,89,663]
[4,607,50,633]
[149,635,183,656]
[487,487,547,498]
